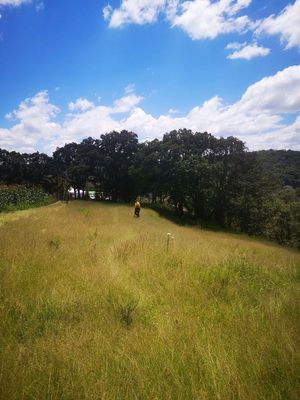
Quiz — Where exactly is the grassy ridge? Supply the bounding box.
[0,201,299,399]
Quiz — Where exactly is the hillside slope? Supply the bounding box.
[0,201,299,400]
[256,149,300,188]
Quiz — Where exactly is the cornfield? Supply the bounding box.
[0,185,50,212]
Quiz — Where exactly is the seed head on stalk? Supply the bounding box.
[166,233,171,252]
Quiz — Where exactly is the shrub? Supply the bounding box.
[119,300,139,327]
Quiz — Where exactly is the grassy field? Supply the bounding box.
[0,201,299,400]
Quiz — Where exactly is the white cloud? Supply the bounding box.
[112,93,143,113]
[238,65,300,113]
[256,0,300,50]
[5,112,14,120]
[172,0,254,40]
[0,0,43,13]
[226,0,252,15]
[103,0,256,40]
[104,0,167,28]
[0,91,61,153]
[125,83,135,94]
[103,0,300,54]
[0,0,30,6]
[69,98,95,112]
[168,108,179,114]
[103,4,113,21]
[226,41,270,60]
[239,115,300,151]
[62,106,120,145]
[0,90,144,153]
[1,67,300,153]
[226,41,246,50]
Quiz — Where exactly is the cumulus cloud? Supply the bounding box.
[172,0,254,40]
[103,4,113,21]
[1,67,300,153]
[256,0,300,50]
[0,0,44,13]
[0,91,144,153]
[226,41,270,59]
[103,0,256,40]
[0,0,30,6]
[69,98,95,112]
[238,65,300,113]
[112,94,143,113]
[103,0,300,55]
[62,106,120,145]
[168,108,179,114]
[0,91,61,153]
[104,0,167,28]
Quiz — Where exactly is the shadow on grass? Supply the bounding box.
[143,203,230,232]
[143,203,300,251]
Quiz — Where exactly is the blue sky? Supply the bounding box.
[0,0,299,154]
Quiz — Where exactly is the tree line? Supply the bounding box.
[0,129,299,247]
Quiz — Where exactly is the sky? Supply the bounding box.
[0,0,299,154]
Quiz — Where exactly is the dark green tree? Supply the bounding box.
[100,130,138,201]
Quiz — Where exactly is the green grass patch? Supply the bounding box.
[0,201,299,399]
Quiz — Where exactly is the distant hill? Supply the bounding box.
[255,150,300,189]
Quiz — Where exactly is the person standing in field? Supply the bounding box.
[134,200,141,217]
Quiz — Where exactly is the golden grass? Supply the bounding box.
[0,201,299,399]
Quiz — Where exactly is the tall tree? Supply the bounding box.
[100,130,138,201]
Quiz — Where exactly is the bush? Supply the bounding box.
[0,185,51,212]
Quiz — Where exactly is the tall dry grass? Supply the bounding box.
[0,201,299,399]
